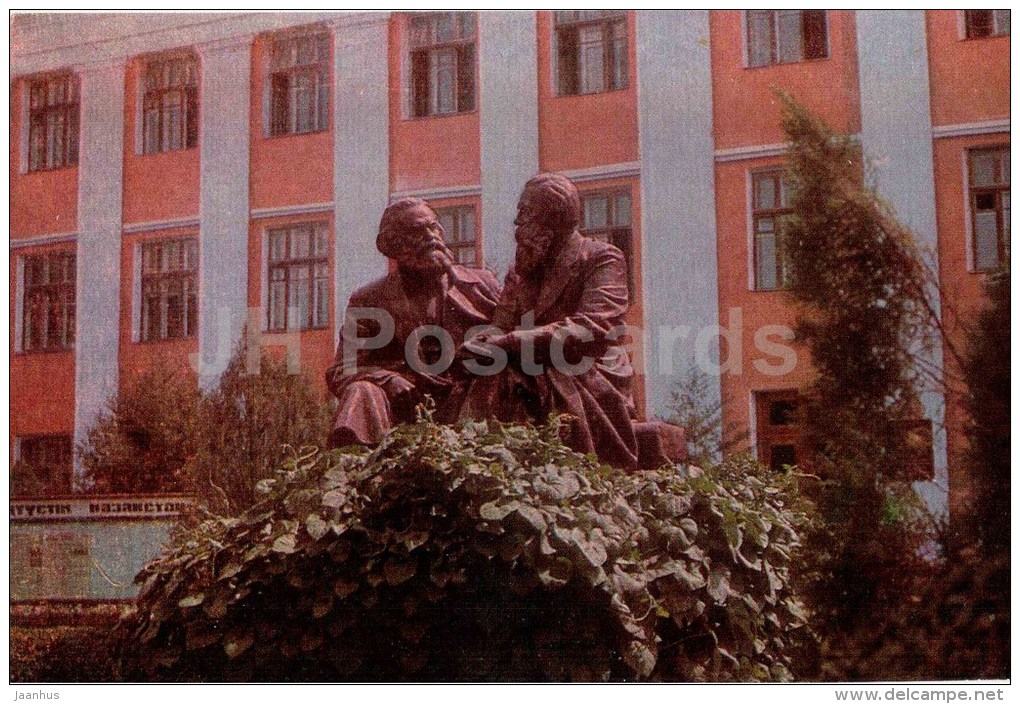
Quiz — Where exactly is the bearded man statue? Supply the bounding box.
[326,197,501,447]
[458,173,640,469]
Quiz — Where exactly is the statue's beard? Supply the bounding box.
[515,226,554,278]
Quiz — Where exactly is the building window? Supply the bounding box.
[752,170,794,291]
[581,190,635,295]
[140,238,198,342]
[969,147,1010,271]
[435,205,478,266]
[27,73,79,172]
[408,12,476,117]
[22,250,75,352]
[267,222,330,332]
[14,435,73,495]
[269,29,330,136]
[755,390,802,472]
[964,10,1010,38]
[142,53,198,154]
[746,10,828,67]
[555,11,628,96]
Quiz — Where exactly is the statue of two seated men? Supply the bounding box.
[325,173,686,471]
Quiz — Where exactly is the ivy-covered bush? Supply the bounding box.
[118,414,813,682]
[824,552,1009,681]
[11,627,118,682]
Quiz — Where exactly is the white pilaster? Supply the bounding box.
[856,10,947,514]
[332,15,391,345]
[635,10,720,421]
[74,60,126,483]
[196,37,252,389]
[478,11,539,277]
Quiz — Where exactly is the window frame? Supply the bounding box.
[20,249,76,353]
[750,168,795,291]
[405,11,477,119]
[580,188,636,296]
[754,389,802,472]
[266,27,332,138]
[140,51,199,156]
[433,204,480,267]
[967,145,1010,272]
[265,221,331,333]
[138,236,200,343]
[553,10,629,97]
[26,72,80,173]
[963,10,1010,39]
[745,10,829,68]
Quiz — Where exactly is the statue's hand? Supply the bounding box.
[459,332,512,359]
[381,375,415,399]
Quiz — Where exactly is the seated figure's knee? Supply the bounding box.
[343,379,387,399]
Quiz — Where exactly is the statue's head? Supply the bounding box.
[377,197,452,273]
[514,173,581,276]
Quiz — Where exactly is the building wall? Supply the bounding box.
[121,56,201,226]
[927,10,1010,128]
[249,33,334,211]
[714,156,814,452]
[536,11,640,172]
[10,82,80,239]
[710,9,861,459]
[926,10,1010,515]
[709,10,861,150]
[388,14,481,195]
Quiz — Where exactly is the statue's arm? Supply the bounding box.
[505,248,630,356]
[325,300,404,398]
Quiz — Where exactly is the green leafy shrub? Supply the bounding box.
[11,627,118,682]
[78,340,333,514]
[190,339,334,515]
[117,414,814,682]
[662,366,748,466]
[80,360,201,495]
[778,95,939,643]
[960,262,1010,555]
[824,552,1008,680]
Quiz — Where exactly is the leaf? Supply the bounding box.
[384,559,417,586]
[533,473,581,501]
[515,504,546,532]
[223,628,255,659]
[178,593,205,608]
[305,513,329,541]
[322,489,346,509]
[218,561,243,581]
[203,590,230,619]
[678,517,699,537]
[479,500,518,521]
[572,532,608,567]
[334,578,359,599]
[784,597,809,623]
[312,592,333,618]
[707,568,731,603]
[272,533,298,554]
[185,622,220,651]
[673,563,706,590]
[622,639,657,678]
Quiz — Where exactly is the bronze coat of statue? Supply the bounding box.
[457,173,641,469]
[326,198,501,447]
